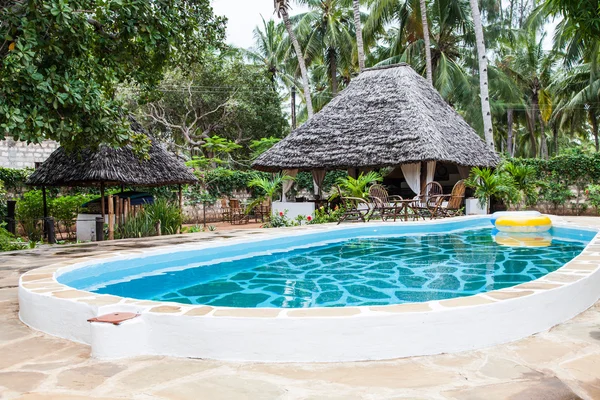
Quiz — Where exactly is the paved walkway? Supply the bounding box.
[1,218,600,399]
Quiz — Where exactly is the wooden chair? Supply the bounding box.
[368,184,403,221]
[337,196,372,224]
[220,198,231,222]
[432,180,466,218]
[413,181,443,220]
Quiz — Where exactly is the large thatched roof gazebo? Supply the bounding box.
[253,64,499,200]
[27,118,197,238]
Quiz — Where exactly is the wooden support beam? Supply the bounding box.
[100,182,105,219]
[108,194,114,240]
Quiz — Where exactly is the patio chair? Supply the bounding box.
[337,196,372,224]
[368,184,403,221]
[432,180,466,218]
[413,181,443,220]
[220,198,231,223]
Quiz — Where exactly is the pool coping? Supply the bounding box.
[17,215,600,362]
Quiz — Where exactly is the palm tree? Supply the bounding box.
[294,0,355,97]
[468,0,495,150]
[244,17,297,89]
[274,0,314,118]
[419,0,433,84]
[353,0,366,72]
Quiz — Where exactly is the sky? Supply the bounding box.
[211,0,556,51]
[211,0,309,50]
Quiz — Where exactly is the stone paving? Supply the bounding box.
[1,217,600,399]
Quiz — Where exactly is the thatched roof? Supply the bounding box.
[253,64,499,172]
[27,119,197,187]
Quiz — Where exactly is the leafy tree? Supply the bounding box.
[143,52,288,161]
[334,171,383,198]
[0,0,226,149]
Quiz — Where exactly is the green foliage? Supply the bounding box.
[0,223,25,252]
[546,0,600,40]
[248,172,295,201]
[465,167,516,211]
[15,190,44,241]
[116,213,156,239]
[0,167,32,191]
[262,210,296,228]
[0,0,226,149]
[144,199,183,236]
[250,137,281,159]
[500,161,539,208]
[51,195,90,224]
[309,205,346,224]
[335,172,383,199]
[586,184,600,214]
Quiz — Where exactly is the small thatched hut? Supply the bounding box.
[253,64,499,197]
[27,118,197,220]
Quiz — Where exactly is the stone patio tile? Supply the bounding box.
[510,336,587,364]
[561,353,600,396]
[213,308,281,318]
[0,337,71,369]
[149,305,182,313]
[543,274,584,283]
[77,296,122,306]
[112,358,218,391]
[21,273,54,282]
[478,356,541,380]
[52,289,95,299]
[369,303,432,313]
[515,282,563,290]
[486,290,534,300]
[287,307,361,317]
[442,376,583,400]
[249,361,458,389]
[439,295,495,307]
[0,371,46,392]
[563,263,599,271]
[19,395,125,400]
[56,362,127,391]
[154,375,286,400]
[184,307,213,316]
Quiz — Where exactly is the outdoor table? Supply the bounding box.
[388,199,418,222]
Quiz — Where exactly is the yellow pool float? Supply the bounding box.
[495,215,552,233]
[494,232,552,247]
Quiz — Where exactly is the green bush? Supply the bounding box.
[586,184,600,214]
[16,190,44,241]
[0,223,25,251]
[145,199,183,235]
[115,212,156,239]
[0,167,32,191]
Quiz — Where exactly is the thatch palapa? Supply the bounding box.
[253,64,499,172]
[27,119,197,187]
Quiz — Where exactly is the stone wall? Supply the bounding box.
[0,139,59,168]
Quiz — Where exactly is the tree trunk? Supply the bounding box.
[281,9,314,118]
[353,0,365,72]
[291,87,297,129]
[507,108,513,157]
[469,0,495,150]
[329,48,338,97]
[419,0,433,85]
[553,122,559,155]
[590,109,599,152]
[526,105,537,158]
[539,116,548,160]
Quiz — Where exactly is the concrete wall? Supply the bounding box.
[0,139,59,169]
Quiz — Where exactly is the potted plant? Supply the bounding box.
[465,167,515,214]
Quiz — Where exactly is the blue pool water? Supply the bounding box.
[58,220,596,308]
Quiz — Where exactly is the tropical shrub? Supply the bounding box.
[115,211,156,239]
[500,161,538,209]
[16,190,44,241]
[309,205,345,224]
[0,223,25,252]
[586,184,600,214]
[465,167,516,212]
[262,210,296,228]
[144,199,183,235]
[538,181,573,212]
[334,171,383,199]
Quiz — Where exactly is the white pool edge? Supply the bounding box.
[18,216,600,362]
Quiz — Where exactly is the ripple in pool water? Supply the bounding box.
[87,228,587,308]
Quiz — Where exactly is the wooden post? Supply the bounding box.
[114,195,120,227]
[95,217,104,241]
[420,162,427,194]
[108,194,114,240]
[178,184,183,210]
[155,220,161,236]
[42,186,48,239]
[100,182,105,220]
[123,198,129,224]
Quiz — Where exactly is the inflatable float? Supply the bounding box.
[494,232,552,247]
[490,211,541,226]
[495,215,552,233]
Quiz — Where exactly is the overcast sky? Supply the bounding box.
[211,0,309,50]
[211,0,555,51]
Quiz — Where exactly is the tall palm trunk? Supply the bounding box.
[469,0,495,150]
[552,122,559,155]
[329,48,338,96]
[352,0,365,72]
[419,0,433,85]
[526,105,537,157]
[590,109,599,152]
[277,5,314,118]
[538,113,548,159]
[507,108,514,156]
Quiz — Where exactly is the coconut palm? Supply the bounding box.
[244,16,297,90]
[468,0,495,150]
[353,0,366,72]
[274,0,314,118]
[294,0,356,97]
[419,0,432,84]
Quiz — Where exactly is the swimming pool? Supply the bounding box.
[58,226,589,308]
[19,216,600,362]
